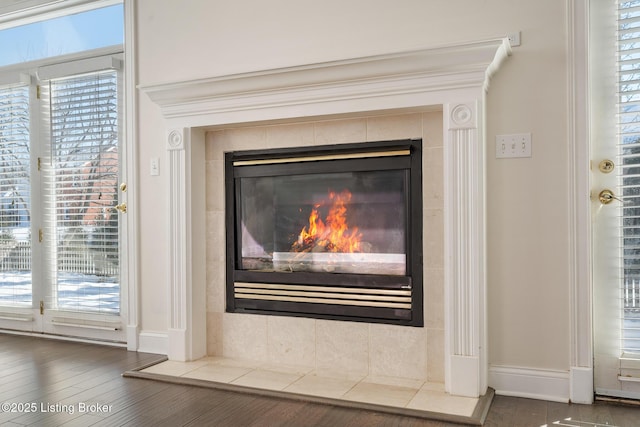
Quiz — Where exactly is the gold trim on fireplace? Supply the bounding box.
[234,282,412,309]
[232,149,411,166]
[235,282,411,294]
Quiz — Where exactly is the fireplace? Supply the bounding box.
[225,139,423,325]
[141,38,511,397]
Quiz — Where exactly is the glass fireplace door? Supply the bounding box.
[239,170,407,276]
[226,139,423,326]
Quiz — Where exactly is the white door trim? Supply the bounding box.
[568,0,594,404]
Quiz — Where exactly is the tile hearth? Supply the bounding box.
[132,356,487,423]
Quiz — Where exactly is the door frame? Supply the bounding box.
[0,57,130,343]
[570,0,640,403]
[122,0,138,352]
[568,0,593,405]
[0,0,138,348]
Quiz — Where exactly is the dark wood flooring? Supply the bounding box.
[0,333,638,426]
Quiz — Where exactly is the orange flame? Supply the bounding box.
[292,190,362,253]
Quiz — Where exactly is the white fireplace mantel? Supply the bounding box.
[140,38,511,398]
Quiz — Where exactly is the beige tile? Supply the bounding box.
[222,313,268,361]
[366,113,422,141]
[206,262,225,314]
[422,111,443,149]
[267,316,316,369]
[208,356,263,369]
[421,381,446,392]
[362,374,424,390]
[205,131,224,161]
[369,323,427,381]
[342,382,419,407]
[406,389,478,417]
[305,369,367,384]
[205,159,225,212]
[205,212,225,263]
[142,360,207,377]
[284,374,358,399]
[425,268,444,329]
[265,122,314,149]
[215,126,269,153]
[315,320,369,379]
[183,363,252,383]
[427,328,445,383]
[231,368,302,391]
[258,362,313,376]
[207,311,223,356]
[423,147,443,209]
[423,208,444,269]
[203,113,447,389]
[314,118,367,145]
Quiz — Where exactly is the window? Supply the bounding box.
[0,3,124,68]
[0,1,124,327]
[0,82,31,305]
[618,0,640,354]
[43,69,121,313]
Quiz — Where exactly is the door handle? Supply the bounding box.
[114,202,127,214]
[598,159,615,174]
[598,189,623,205]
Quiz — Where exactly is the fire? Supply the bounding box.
[292,189,362,253]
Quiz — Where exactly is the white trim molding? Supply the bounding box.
[165,127,207,361]
[137,331,169,355]
[444,100,487,397]
[489,366,571,403]
[141,39,511,397]
[568,0,593,404]
[124,0,140,353]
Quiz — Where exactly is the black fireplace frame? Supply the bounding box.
[224,139,423,326]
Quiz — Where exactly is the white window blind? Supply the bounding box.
[618,0,640,354]
[43,69,120,313]
[0,83,31,306]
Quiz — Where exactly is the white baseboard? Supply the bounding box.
[489,365,570,403]
[137,331,168,355]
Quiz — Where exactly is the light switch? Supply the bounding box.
[495,133,532,159]
[150,157,160,176]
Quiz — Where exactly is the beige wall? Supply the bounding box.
[135,0,570,373]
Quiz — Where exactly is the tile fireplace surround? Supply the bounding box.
[141,38,511,401]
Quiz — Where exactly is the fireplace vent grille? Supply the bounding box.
[234,282,412,309]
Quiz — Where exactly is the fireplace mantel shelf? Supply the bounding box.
[141,38,510,127]
[141,38,511,399]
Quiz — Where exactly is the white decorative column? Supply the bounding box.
[166,127,206,362]
[444,101,487,397]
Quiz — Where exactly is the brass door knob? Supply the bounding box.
[598,189,623,205]
[598,159,615,173]
[115,203,127,213]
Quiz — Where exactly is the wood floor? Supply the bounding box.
[0,333,638,426]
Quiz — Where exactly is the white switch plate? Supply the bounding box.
[150,157,160,176]
[508,31,521,47]
[496,133,532,159]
